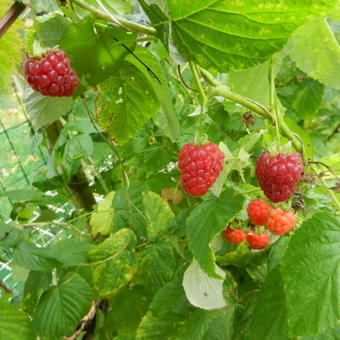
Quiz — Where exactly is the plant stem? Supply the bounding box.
[200,68,302,152]
[189,61,207,110]
[269,56,281,150]
[71,0,157,35]
[19,221,88,235]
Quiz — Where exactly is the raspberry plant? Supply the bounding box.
[0,1,339,339]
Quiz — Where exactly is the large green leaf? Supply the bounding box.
[136,240,175,292]
[13,241,59,271]
[282,212,340,336]
[90,191,115,237]
[143,191,174,240]
[59,18,134,89]
[32,273,92,337]
[0,294,34,340]
[228,60,270,106]
[242,268,289,340]
[291,79,324,120]
[168,0,336,71]
[113,184,148,237]
[24,87,74,128]
[126,48,181,141]
[88,228,138,297]
[289,19,340,90]
[35,15,71,49]
[186,189,244,278]
[96,61,159,143]
[301,326,340,340]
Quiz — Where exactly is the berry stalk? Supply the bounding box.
[200,68,303,153]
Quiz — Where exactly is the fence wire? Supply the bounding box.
[0,91,69,295]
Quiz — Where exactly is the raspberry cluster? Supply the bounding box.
[256,152,303,203]
[222,199,297,250]
[178,142,224,196]
[24,50,79,97]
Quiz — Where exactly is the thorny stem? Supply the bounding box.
[71,0,157,35]
[199,68,303,153]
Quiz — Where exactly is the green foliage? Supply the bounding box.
[1,0,340,338]
[289,19,340,90]
[96,61,159,143]
[24,87,74,128]
[0,294,34,340]
[186,189,245,278]
[168,0,337,71]
[282,212,340,336]
[32,273,92,337]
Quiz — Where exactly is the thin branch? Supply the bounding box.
[0,1,26,39]
[71,0,156,35]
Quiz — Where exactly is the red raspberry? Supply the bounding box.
[247,199,272,225]
[223,228,245,244]
[178,142,224,196]
[246,230,270,249]
[255,151,303,203]
[24,50,79,97]
[265,208,296,235]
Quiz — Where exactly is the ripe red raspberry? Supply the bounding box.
[265,208,296,235]
[223,228,245,244]
[247,199,272,225]
[24,50,78,97]
[255,151,303,203]
[178,142,224,196]
[246,230,270,249]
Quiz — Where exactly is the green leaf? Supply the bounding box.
[126,48,181,141]
[168,0,336,71]
[105,286,152,339]
[51,240,93,267]
[186,189,245,278]
[289,19,340,90]
[284,117,314,159]
[24,87,73,128]
[143,191,174,240]
[13,241,58,271]
[32,273,92,337]
[24,271,51,314]
[137,240,175,292]
[300,326,340,340]
[291,79,324,119]
[88,229,137,297]
[63,134,94,167]
[113,184,147,237]
[282,212,340,336]
[0,189,45,202]
[177,308,234,340]
[183,260,226,310]
[90,191,115,237]
[60,18,134,90]
[0,294,34,340]
[242,267,288,340]
[228,60,270,106]
[35,15,71,48]
[97,61,159,143]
